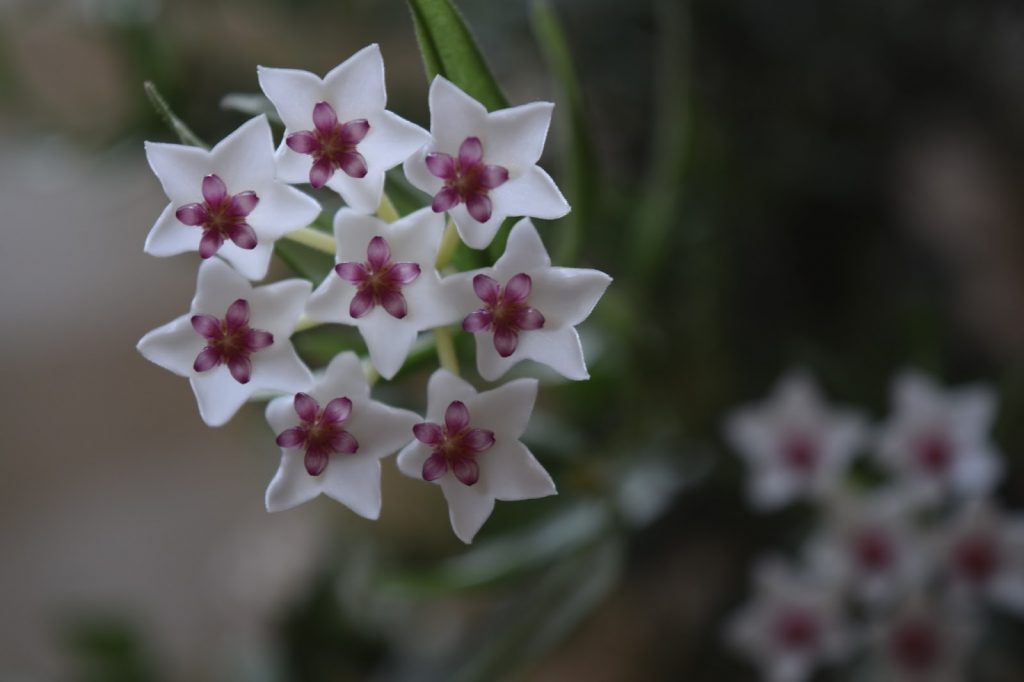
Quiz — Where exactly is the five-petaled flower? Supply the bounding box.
[137,258,313,426]
[724,371,868,511]
[403,76,570,249]
[864,599,977,682]
[397,369,556,543]
[446,219,611,381]
[265,352,419,518]
[258,44,429,213]
[875,371,1002,504]
[144,115,321,280]
[305,208,458,380]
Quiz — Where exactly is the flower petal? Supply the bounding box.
[243,182,322,243]
[480,165,509,189]
[325,167,385,213]
[265,450,321,512]
[340,119,370,145]
[472,378,538,440]
[228,222,258,250]
[426,152,456,179]
[309,158,333,188]
[198,230,224,258]
[463,310,492,333]
[339,151,368,179]
[229,191,260,217]
[286,131,319,154]
[225,298,250,329]
[191,366,253,427]
[379,290,408,319]
[414,423,444,445]
[322,44,387,117]
[320,456,382,519]
[313,101,338,134]
[512,327,589,381]
[491,165,570,220]
[144,141,211,204]
[479,440,556,501]
[276,427,306,448]
[202,174,228,205]
[516,307,545,330]
[138,315,205,377]
[486,101,554,167]
[427,77,489,152]
[257,65,326,131]
[228,355,253,383]
[336,262,369,284]
[493,327,519,357]
[356,110,431,171]
[386,262,421,285]
[193,347,221,372]
[294,392,319,422]
[439,477,495,544]
[432,187,460,213]
[495,219,552,272]
[359,317,418,380]
[323,396,353,424]
[466,193,492,223]
[422,452,448,481]
[349,289,375,318]
[176,203,208,226]
[529,267,612,327]
[146,204,201,257]
[330,430,359,454]
[254,346,313,394]
[191,314,221,340]
[211,115,277,190]
[305,447,329,476]
[452,457,480,486]
[445,400,470,433]
[463,429,496,453]
[243,329,274,351]
[366,235,390,270]
[473,274,501,306]
[459,136,484,167]
[504,273,532,302]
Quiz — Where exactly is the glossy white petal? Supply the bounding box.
[471,378,538,440]
[440,477,497,544]
[208,115,276,191]
[322,43,387,118]
[325,168,386,214]
[249,183,321,241]
[480,441,556,501]
[487,101,554,168]
[256,66,325,130]
[449,204,506,250]
[265,451,321,512]
[491,166,570,220]
[136,314,201,377]
[144,141,210,205]
[359,110,432,171]
[144,204,198,257]
[427,76,489,150]
[192,368,255,427]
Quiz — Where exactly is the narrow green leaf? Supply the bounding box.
[220,92,282,124]
[407,0,509,111]
[143,81,207,149]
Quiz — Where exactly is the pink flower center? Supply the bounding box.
[852,528,895,572]
[285,101,370,189]
[175,174,259,259]
[413,400,496,486]
[780,432,818,473]
[772,608,821,651]
[275,393,359,476]
[426,137,509,223]
[913,431,953,475]
[463,273,545,358]
[952,534,1000,585]
[190,298,274,384]
[888,618,940,673]
[335,236,421,320]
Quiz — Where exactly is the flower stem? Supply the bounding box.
[283,226,336,255]
[376,192,401,223]
[433,326,460,375]
[435,218,460,270]
[362,358,380,387]
[293,316,322,333]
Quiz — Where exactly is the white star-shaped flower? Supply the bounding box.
[937,498,1024,615]
[305,207,459,380]
[444,218,610,381]
[396,369,556,543]
[144,115,321,280]
[864,598,977,682]
[257,44,430,213]
[137,258,313,426]
[724,371,868,511]
[402,76,570,249]
[264,352,420,518]
[875,370,1002,504]
[727,557,851,682]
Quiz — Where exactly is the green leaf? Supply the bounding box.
[220,92,281,124]
[273,239,334,283]
[143,81,207,149]
[407,0,509,111]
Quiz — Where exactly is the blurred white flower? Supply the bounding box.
[144,115,321,280]
[727,557,852,682]
[403,76,570,249]
[724,371,868,511]
[258,44,429,212]
[305,207,459,380]
[137,258,312,426]
[445,218,611,381]
[396,369,556,543]
[876,371,1002,504]
[264,352,420,518]
[865,598,977,682]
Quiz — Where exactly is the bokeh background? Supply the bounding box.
[3,0,1024,679]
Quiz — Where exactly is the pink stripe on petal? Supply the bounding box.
[463,428,495,453]
[294,392,319,422]
[413,423,444,445]
[366,236,391,270]
[379,290,408,319]
[286,131,318,154]
[431,188,460,213]
[202,174,228,205]
[312,101,338,134]
[225,299,250,329]
[472,274,501,305]
[304,448,329,476]
[330,430,359,454]
[386,262,421,285]
[199,231,224,258]
[466,193,492,223]
[191,314,221,340]
[309,159,333,188]
[229,191,259,217]
[480,165,509,189]
[243,329,274,351]
[463,310,492,333]
[193,347,221,372]
[228,355,252,383]
[322,397,352,424]
[176,203,208,226]
[452,458,480,486]
[504,273,532,302]
[339,151,368,178]
[422,453,448,481]
[276,427,306,448]
[516,307,545,330]
[458,137,483,167]
[349,289,375,318]
[335,262,369,284]
[493,327,519,357]
[228,222,258,250]
[340,119,370,145]
[425,152,456,179]
[445,401,470,433]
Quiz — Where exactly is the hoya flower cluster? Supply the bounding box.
[724,370,1022,682]
[137,45,610,543]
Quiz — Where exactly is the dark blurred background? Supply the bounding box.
[2,0,1024,679]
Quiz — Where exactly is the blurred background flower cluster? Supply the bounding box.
[3,0,1024,680]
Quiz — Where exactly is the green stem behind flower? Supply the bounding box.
[377,193,401,223]
[435,218,460,270]
[433,326,460,375]
[283,226,336,255]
